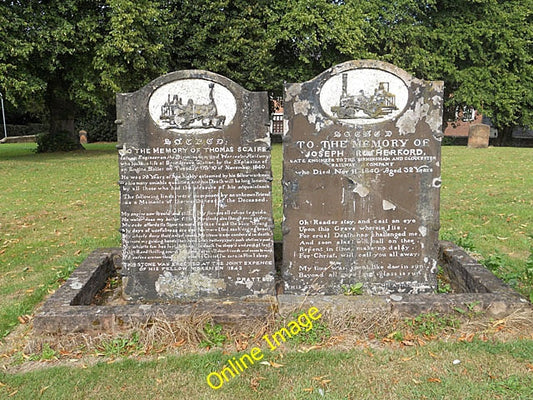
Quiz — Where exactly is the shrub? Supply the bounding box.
[36,131,80,153]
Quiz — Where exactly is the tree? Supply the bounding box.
[429,0,533,145]
[1,0,531,148]
[164,0,278,91]
[0,0,170,151]
[268,0,370,88]
[362,0,533,144]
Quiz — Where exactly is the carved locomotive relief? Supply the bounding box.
[319,68,408,125]
[331,73,397,119]
[159,83,226,129]
[149,79,236,132]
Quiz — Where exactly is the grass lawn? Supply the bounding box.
[0,142,532,399]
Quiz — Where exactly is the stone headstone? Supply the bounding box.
[467,124,490,148]
[79,130,88,144]
[282,60,443,295]
[116,70,275,301]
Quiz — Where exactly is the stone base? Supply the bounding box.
[33,242,530,334]
[0,135,37,144]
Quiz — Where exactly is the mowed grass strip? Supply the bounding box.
[439,146,533,296]
[1,340,532,399]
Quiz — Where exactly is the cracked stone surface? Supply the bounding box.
[116,70,275,301]
[282,60,444,295]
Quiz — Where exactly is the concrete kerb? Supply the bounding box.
[33,242,531,334]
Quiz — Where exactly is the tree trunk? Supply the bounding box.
[45,78,84,150]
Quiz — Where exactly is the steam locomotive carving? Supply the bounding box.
[159,83,226,129]
[331,73,397,119]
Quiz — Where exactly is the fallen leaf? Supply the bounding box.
[300,345,322,353]
[428,378,441,383]
[250,376,266,391]
[173,339,186,347]
[312,375,329,382]
[269,361,284,368]
[401,340,415,347]
[402,356,415,362]
[303,388,314,393]
[458,333,475,342]
[527,363,533,372]
[40,386,50,395]
[9,390,18,397]
[412,379,422,385]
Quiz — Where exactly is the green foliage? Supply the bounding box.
[525,245,533,303]
[482,252,507,274]
[28,343,59,362]
[4,124,47,137]
[453,301,483,318]
[76,110,117,142]
[436,266,452,294]
[288,313,331,346]
[95,0,170,93]
[388,331,404,342]
[199,323,226,348]
[440,232,476,252]
[526,244,533,281]
[2,0,533,142]
[98,332,142,358]
[36,131,80,153]
[406,312,459,337]
[342,282,364,296]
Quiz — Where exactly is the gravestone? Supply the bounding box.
[79,130,88,144]
[282,60,443,295]
[116,70,275,301]
[468,124,490,148]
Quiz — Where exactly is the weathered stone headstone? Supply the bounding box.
[117,71,274,301]
[282,60,443,295]
[467,124,490,148]
[79,130,88,144]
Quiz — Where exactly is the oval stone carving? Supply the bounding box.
[319,68,409,125]
[149,79,237,132]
